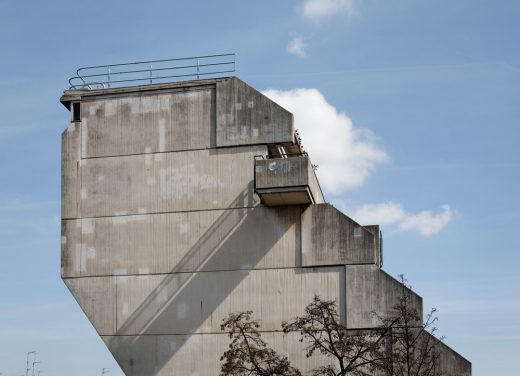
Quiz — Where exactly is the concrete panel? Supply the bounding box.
[255,157,309,189]
[61,219,81,278]
[115,267,344,335]
[62,122,80,219]
[302,204,378,267]
[63,276,116,335]
[437,339,472,376]
[103,331,331,376]
[389,331,471,376]
[255,156,324,205]
[61,206,301,278]
[216,77,294,147]
[79,146,265,217]
[82,87,215,158]
[345,265,423,329]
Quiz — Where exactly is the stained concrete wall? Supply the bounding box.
[64,267,344,337]
[69,146,263,218]
[81,86,215,158]
[61,76,470,376]
[61,122,80,219]
[61,77,337,376]
[345,265,423,329]
[216,77,293,147]
[437,340,472,376]
[62,206,301,278]
[302,204,380,267]
[103,331,332,376]
[255,155,324,204]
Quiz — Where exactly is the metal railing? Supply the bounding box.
[254,152,308,161]
[68,53,236,89]
[380,230,383,268]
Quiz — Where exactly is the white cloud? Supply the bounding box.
[262,88,388,195]
[287,35,307,57]
[351,202,453,237]
[301,0,356,21]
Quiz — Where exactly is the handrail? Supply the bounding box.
[380,230,383,268]
[68,53,236,89]
[254,152,308,160]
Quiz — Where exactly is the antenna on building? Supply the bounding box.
[68,53,236,90]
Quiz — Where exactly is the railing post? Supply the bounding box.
[107,67,111,88]
[197,57,200,79]
[149,64,153,84]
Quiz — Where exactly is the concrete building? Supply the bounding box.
[60,76,471,375]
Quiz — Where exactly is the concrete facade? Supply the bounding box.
[60,76,471,375]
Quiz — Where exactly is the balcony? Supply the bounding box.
[254,153,324,206]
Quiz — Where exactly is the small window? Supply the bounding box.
[72,102,81,122]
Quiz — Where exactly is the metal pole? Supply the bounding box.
[26,351,36,376]
[149,65,153,84]
[32,361,40,376]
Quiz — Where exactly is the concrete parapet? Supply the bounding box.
[301,204,380,267]
[345,265,423,329]
[437,339,472,376]
[255,156,324,206]
[216,77,293,147]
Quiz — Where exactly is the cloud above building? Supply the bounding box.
[289,1,357,57]
[262,88,388,195]
[287,34,307,57]
[300,0,357,21]
[351,202,453,237]
[263,88,454,237]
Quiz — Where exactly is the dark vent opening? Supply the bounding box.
[72,102,81,122]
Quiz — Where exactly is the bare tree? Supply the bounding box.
[220,311,302,376]
[374,275,444,376]
[282,296,395,376]
[220,276,444,376]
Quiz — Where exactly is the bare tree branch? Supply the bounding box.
[220,311,302,376]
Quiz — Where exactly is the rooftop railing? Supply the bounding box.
[68,53,236,90]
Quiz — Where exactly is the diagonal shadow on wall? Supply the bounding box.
[104,183,303,376]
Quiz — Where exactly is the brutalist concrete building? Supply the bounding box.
[60,74,471,375]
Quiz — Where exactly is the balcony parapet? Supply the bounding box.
[254,153,325,206]
[302,204,382,268]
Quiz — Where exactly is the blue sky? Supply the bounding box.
[0,1,518,375]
